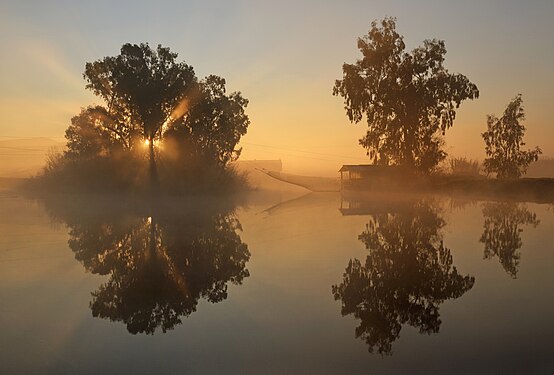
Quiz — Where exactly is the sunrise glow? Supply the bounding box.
[1,3,554,372]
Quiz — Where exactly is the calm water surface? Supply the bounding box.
[1,190,553,374]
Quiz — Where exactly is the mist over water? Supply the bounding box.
[1,181,553,374]
[2,1,554,373]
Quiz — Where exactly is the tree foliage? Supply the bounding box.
[164,75,250,167]
[64,106,127,158]
[62,43,249,179]
[333,17,479,172]
[84,43,197,144]
[482,94,541,179]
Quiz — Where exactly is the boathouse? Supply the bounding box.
[339,164,409,190]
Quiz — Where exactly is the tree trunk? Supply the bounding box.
[403,124,416,171]
[148,135,158,191]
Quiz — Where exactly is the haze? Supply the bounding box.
[1,0,553,177]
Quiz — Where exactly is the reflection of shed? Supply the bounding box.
[339,192,414,216]
[339,165,408,190]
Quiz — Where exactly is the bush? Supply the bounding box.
[449,157,481,176]
[27,151,146,193]
[26,148,250,195]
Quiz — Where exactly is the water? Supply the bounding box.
[1,190,553,374]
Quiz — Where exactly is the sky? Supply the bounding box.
[1,0,553,176]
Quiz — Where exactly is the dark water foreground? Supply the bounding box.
[1,189,553,374]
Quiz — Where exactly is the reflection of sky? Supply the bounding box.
[1,0,553,174]
[0,193,553,373]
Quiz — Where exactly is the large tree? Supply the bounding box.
[482,94,541,179]
[67,43,249,184]
[84,43,197,178]
[333,17,479,172]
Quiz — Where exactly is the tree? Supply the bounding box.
[84,43,197,180]
[333,17,479,172]
[75,43,250,185]
[482,94,542,179]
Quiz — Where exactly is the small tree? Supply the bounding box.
[482,94,541,179]
[333,17,479,173]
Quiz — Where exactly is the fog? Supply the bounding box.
[2,181,554,373]
[1,1,554,373]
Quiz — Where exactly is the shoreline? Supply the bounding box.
[2,174,554,204]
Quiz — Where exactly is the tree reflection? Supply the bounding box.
[480,202,539,278]
[332,201,474,355]
[43,196,249,334]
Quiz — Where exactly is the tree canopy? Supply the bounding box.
[482,94,541,179]
[83,43,197,145]
[61,43,250,188]
[333,17,479,172]
[164,75,250,167]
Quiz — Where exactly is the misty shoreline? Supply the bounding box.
[3,172,554,205]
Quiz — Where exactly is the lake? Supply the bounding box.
[1,189,553,374]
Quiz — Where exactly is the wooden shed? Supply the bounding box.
[339,164,409,190]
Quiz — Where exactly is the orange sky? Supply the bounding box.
[1,0,553,176]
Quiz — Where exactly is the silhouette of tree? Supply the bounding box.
[50,197,250,334]
[82,43,197,179]
[333,17,479,173]
[163,75,250,168]
[482,95,542,179]
[480,202,539,278]
[59,43,250,188]
[64,106,126,159]
[332,202,474,355]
